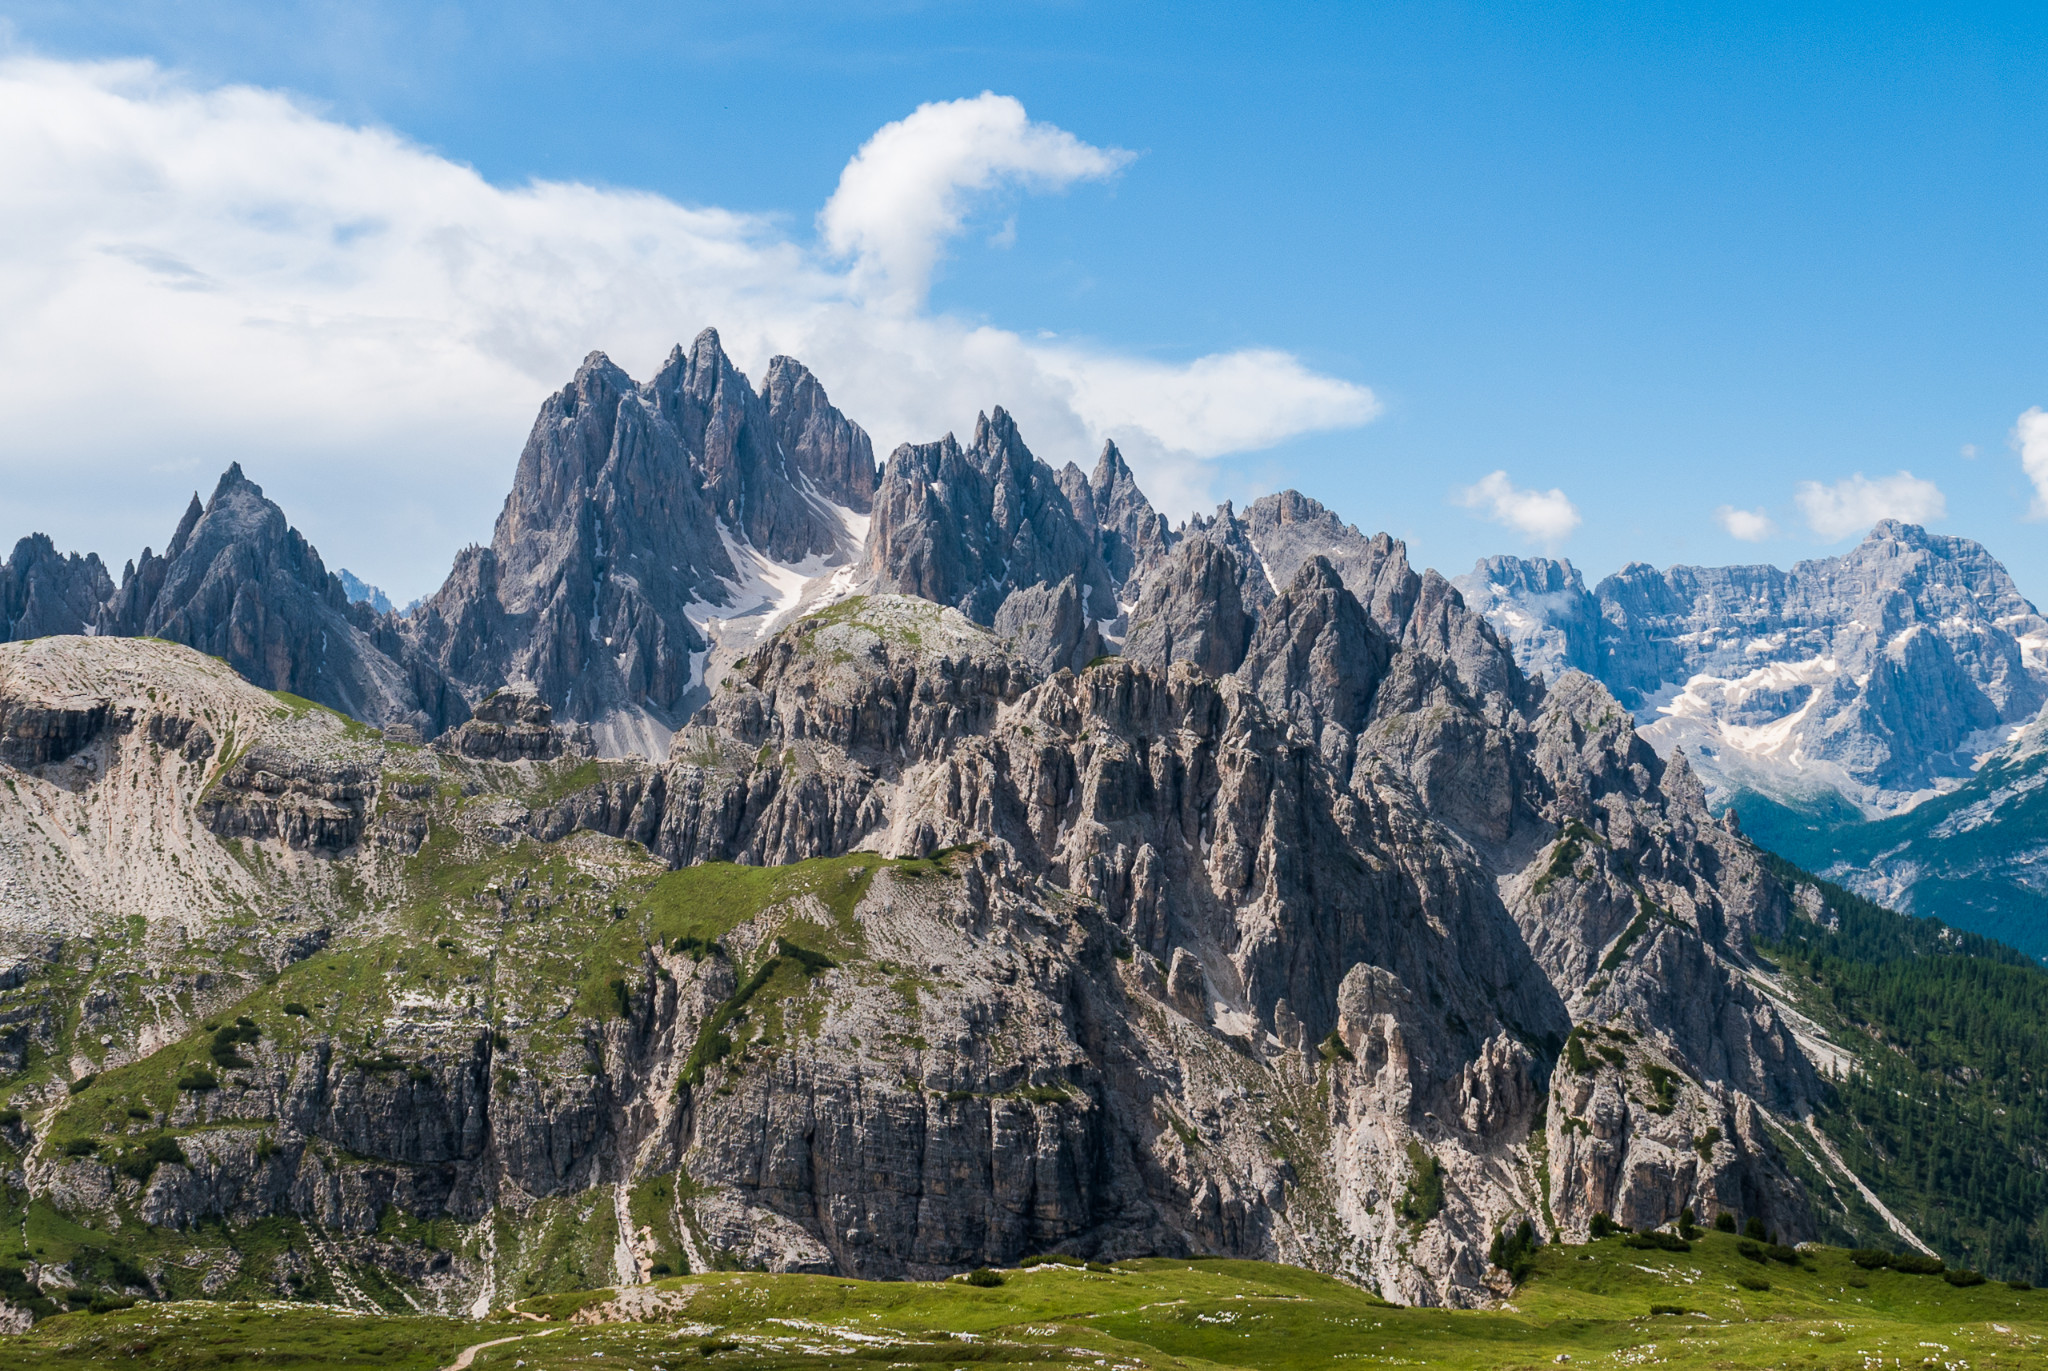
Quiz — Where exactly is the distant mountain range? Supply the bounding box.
[1453,534,2048,954]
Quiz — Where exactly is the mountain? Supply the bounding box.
[404,330,872,756]
[1756,710,2048,957]
[336,570,393,615]
[94,465,468,735]
[0,535,114,643]
[1455,523,2048,818]
[3,326,2045,1322]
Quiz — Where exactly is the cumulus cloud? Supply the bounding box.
[819,92,1133,311]
[1452,471,1581,545]
[2010,407,2048,518]
[0,58,1374,597]
[1793,471,1947,541]
[1715,505,1777,542]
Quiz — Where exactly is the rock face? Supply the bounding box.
[0,535,114,642]
[404,330,870,755]
[764,355,880,513]
[96,466,466,736]
[1450,555,1600,684]
[864,408,1116,673]
[1455,525,2048,816]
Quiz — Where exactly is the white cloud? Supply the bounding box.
[1715,505,1777,542]
[1452,471,1581,545]
[1792,471,1947,541]
[0,58,1374,597]
[819,92,1134,312]
[2009,408,2048,518]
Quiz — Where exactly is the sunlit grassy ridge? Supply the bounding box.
[10,1234,2045,1368]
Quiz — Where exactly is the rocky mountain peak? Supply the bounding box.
[763,354,879,512]
[0,534,113,645]
[86,467,465,734]
[864,406,1114,673]
[1450,553,1600,683]
[1085,440,1173,593]
[1459,523,2048,817]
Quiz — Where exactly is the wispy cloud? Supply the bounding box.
[819,92,1133,312]
[1793,471,1946,540]
[1715,505,1777,542]
[1452,470,1581,545]
[0,58,1375,595]
[2010,408,2048,519]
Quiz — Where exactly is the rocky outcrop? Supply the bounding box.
[95,465,466,737]
[1122,538,1252,678]
[764,355,879,513]
[434,688,587,762]
[864,409,1116,674]
[0,535,114,642]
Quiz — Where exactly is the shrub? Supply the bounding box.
[1642,1064,1678,1114]
[964,1268,1004,1287]
[117,1135,187,1183]
[283,1003,310,1017]
[210,1018,260,1069]
[0,1109,20,1128]
[1736,1241,1766,1264]
[1398,1143,1444,1225]
[60,1138,98,1157]
[126,1107,151,1121]
[1713,1212,1737,1233]
[1085,1261,1115,1273]
[1489,1218,1539,1283]
[1944,1268,1986,1287]
[1648,1304,1689,1316]
[1590,1212,1628,1239]
[1852,1248,1944,1275]
[1021,1253,1084,1268]
[1624,1230,1691,1253]
[67,1074,96,1095]
[1736,1275,1771,1292]
[1565,1033,1593,1075]
[176,1066,218,1092]
[1694,1127,1722,1161]
[1743,1216,1768,1242]
[2008,1279,2033,1291]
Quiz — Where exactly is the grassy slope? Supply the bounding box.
[9,1237,2046,1369]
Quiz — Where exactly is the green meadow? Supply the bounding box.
[9,1230,2044,1369]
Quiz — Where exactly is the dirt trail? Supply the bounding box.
[442,1325,565,1370]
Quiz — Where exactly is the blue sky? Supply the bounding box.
[4,0,2047,602]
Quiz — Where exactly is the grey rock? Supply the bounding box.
[864,408,1116,673]
[1467,524,2048,813]
[1122,537,1253,678]
[1449,555,1600,683]
[97,465,467,736]
[764,355,879,513]
[0,535,114,642]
